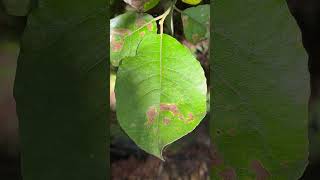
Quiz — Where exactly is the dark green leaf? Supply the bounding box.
[14,1,108,179]
[211,0,309,179]
[2,0,30,16]
[115,34,207,159]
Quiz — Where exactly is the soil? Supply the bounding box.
[111,116,214,180]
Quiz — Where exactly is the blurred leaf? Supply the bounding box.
[110,12,157,66]
[2,0,30,16]
[0,7,26,38]
[212,0,309,179]
[165,8,174,35]
[115,34,207,160]
[181,0,201,5]
[123,0,160,12]
[14,1,108,179]
[181,4,209,43]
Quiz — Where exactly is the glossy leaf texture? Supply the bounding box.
[211,0,309,179]
[182,4,209,44]
[115,34,207,160]
[181,0,202,5]
[123,0,160,12]
[14,1,108,179]
[110,12,157,66]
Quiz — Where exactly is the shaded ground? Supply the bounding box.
[111,116,213,180]
[0,154,21,180]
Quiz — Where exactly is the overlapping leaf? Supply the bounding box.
[115,34,207,159]
[14,1,108,179]
[181,0,202,5]
[2,0,30,16]
[110,12,157,66]
[211,0,309,179]
[124,0,160,12]
[181,4,209,43]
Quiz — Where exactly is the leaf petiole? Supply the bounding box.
[125,7,172,38]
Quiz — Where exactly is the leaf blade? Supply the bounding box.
[211,0,309,179]
[182,4,209,43]
[110,12,157,66]
[115,34,207,159]
[14,1,108,179]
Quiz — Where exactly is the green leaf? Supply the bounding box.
[143,0,160,11]
[211,0,309,179]
[181,4,209,44]
[115,34,207,160]
[110,12,157,66]
[124,0,160,12]
[181,0,202,5]
[14,1,108,179]
[2,0,30,16]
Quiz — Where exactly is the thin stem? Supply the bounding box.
[159,7,172,93]
[169,0,178,35]
[159,7,171,64]
[159,7,171,35]
[125,9,170,38]
[173,5,184,14]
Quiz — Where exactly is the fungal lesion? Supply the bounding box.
[186,112,194,122]
[163,117,171,125]
[145,103,196,126]
[160,103,195,124]
[160,103,179,115]
[110,28,131,52]
[145,106,158,126]
[135,18,154,31]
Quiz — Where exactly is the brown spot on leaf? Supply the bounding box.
[163,117,170,125]
[110,29,131,52]
[139,31,145,37]
[227,128,236,136]
[145,106,158,126]
[160,103,179,115]
[158,103,196,124]
[250,160,270,180]
[147,23,153,31]
[136,18,147,28]
[111,39,124,52]
[280,160,289,168]
[178,114,185,121]
[186,112,194,123]
[219,168,237,180]
[124,0,146,11]
[192,34,200,43]
[111,28,131,36]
